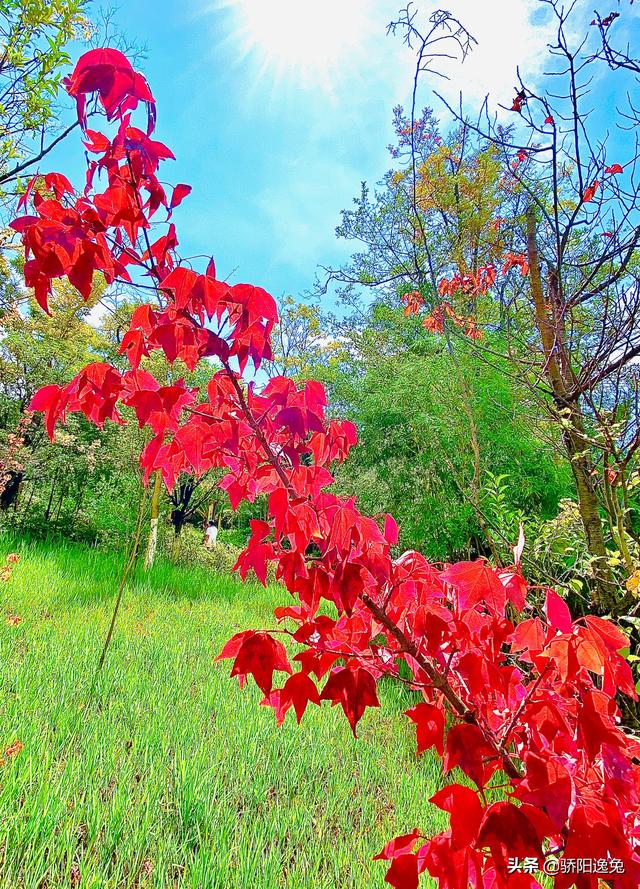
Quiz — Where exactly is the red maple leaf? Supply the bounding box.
[405,702,445,756]
[429,784,484,850]
[582,179,599,202]
[263,671,321,725]
[229,631,291,696]
[320,666,379,735]
[476,802,545,877]
[440,560,506,612]
[64,47,155,129]
[515,751,572,830]
[444,724,497,789]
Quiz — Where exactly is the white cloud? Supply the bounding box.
[423,0,556,107]
[188,1,606,296]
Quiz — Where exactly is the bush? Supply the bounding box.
[161,524,278,583]
[218,527,249,549]
[161,525,241,573]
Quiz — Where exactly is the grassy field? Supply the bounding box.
[0,535,445,889]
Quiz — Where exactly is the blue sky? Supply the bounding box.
[49,0,639,309]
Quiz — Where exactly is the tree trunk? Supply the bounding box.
[443,333,502,564]
[144,471,162,570]
[0,470,23,511]
[526,207,616,609]
[44,468,59,522]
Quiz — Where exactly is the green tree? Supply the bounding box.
[313,303,571,562]
[0,0,90,195]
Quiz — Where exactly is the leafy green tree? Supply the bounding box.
[314,303,571,562]
[0,0,90,195]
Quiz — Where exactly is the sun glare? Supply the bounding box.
[222,0,371,90]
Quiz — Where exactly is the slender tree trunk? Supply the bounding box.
[99,484,148,669]
[170,508,185,560]
[144,471,162,570]
[72,481,87,521]
[443,334,502,564]
[44,468,59,522]
[526,207,616,609]
[21,480,34,521]
[54,491,64,526]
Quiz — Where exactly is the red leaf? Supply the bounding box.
[583,614,628,651]
[381,854,420,889]
[29,384,63,439]
[230,631,291,695]
[577,689,625,760]
[8,215,40,233]
[477,802,544,876]
[444,723,495,789]
[384,514,399,546]
[516,752,572,830]
[320,667,379,735]
[82,129,111,152]
[405,702,445,756]
[64,48,155,126]
[374,829,421,861]
[233,520,276,585]
[216,630,254,662]
[440,560,506,612]
[582,179,599,202]
[544,589,572,633]
[170,184,192,209]
[429,784,484,849]
[605,163,623,174]
[510,617,546,656]
[275,671,321,724]
[374,830,425,889]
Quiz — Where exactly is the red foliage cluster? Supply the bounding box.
[438,264,497,298]
[583,180,600,204]
[401,290,425,316]
[502,252,530,276]
[511,90,527,113]
[421,301,483,339]
[591,12,620,28]
[12,49,640,888]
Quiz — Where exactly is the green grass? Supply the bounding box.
[0,535,445,889]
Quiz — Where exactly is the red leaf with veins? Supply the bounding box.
[444,724,496,788]
[440,560,506,612]
[169,184,192,209]
[405,702,445,756]
[515,751,572,830]
[429,784,483,850]
[263,671,320,725]
[229,631,291,695]
[544,588,572,633]
[320,666,379,735]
